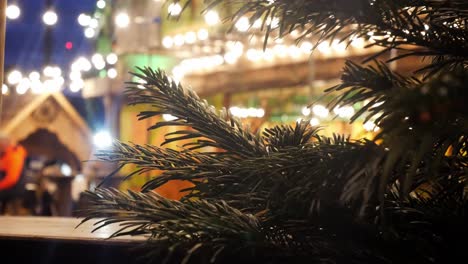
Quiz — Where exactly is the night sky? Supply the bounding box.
[5,0,96,77]
[5,0,104,128]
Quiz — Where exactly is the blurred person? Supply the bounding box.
[0,133,27,214]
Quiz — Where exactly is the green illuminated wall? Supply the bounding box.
[123,54,177,72]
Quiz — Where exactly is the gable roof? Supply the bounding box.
[0,92,93,163]
[2,93,89,134]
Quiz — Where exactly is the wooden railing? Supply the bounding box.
[0,216,144,264]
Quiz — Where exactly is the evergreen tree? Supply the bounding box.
[81,1,467,263]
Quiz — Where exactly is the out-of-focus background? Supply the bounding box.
[0,0,420,217]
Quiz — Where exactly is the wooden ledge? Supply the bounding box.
[0,216,145,245]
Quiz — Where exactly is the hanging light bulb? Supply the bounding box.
[184,31,196,44]
[93,59,106,70]
[70,79,84,93]
[273,44,288,58]
[92,53,105,67]
[106,53,118,65]
[16,78,31,94]
[43,66,61,78]
[310,118,320,126]
[6,4,21,20]
[52,67,62,77]
[69,71,81,81]
[235,17,250,32]
[84,27,95,38]
[96,0,106,9]
[115,12,130,28]
[54,76,65,86]
[332,39,347,55]
[72,57,92,72]
[77,14,91,26]
[89,18,99,29]
[2,84,8,95]
[204,10,220,26]
[246,49,261,62]
[317,41,332,55]
[224,52,239,65]
[168,3,182,16]
[312,105,329,118]
[262,48,275,61]
[256,108,265,118]
[288,45,302,59]
[197,28,209,41]
[30,79,44,94]
[29,71,40,80]
[43,66,54,77]
[300,41,313,53]
[333,106,355,118]
[7,70,22,84]
[252,19,262,29]
[42,79,56,93]
[351,37,365,49]
[162,36,173,48]
[107,68,118,79]
[93,130,112,149]
[363,121,380,132]
[43,10,58,26]
[173,34,184,46]
[266,17,279,28]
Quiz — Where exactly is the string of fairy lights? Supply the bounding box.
[149,2,377,129]
[110,1,383,130]
[4,0,385,131]
[3,1,115,96]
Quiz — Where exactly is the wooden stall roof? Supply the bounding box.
[0,92,93,162]
[184,53,425,97]
[1,93,88,134]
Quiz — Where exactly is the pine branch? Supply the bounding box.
[127,67,265,157]
[94,120,382,217]
[79,189,341,263]
[95,141,210,171]
[80,189,269,262]
[263,120,320,150]
[88,66,467,262]
[101,66,466,220]
[325,60,419,123]
[81,2,468,263]
[326,63,468,196]
[80,189,261,238]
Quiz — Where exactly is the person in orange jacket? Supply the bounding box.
[0,133,27,214]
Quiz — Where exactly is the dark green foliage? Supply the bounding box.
[82,1,467,263]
